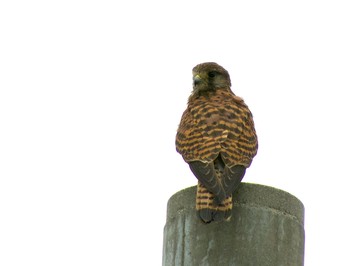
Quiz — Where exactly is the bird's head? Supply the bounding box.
[192,62,231,95]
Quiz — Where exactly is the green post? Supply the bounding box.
[163,183,305,266]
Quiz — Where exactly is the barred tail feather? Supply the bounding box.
[196,182,232,223]
[217,195,233,221]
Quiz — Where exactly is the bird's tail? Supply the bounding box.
[196,182,232,223]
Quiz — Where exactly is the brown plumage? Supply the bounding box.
[176,62,258,223]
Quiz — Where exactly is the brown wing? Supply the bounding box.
[176,89,258,197]
[176,89,257,165]
[176,91,228,201]
[219,95,258,168]
[176,107,224,163]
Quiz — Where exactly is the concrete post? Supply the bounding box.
[162,183,304,266]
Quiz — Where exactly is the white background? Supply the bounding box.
[1,0,350,265]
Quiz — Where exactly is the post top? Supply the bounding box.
[166,183,304,226]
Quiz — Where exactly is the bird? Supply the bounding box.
[176,62,258,223]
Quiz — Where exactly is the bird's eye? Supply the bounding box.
[208,71,216,78]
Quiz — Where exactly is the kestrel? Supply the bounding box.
[176,62,258,223]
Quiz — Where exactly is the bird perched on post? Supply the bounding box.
[176,62,258,223]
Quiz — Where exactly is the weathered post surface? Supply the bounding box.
[162,183,304,266]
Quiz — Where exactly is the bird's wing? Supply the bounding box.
[219,94,258,168]
[176,111,220,162]
[176,90,258,199]
[176,104,227,201]
[189,161,226,203]
[219,94,258,195]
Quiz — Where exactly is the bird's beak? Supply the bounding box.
[193,74,202,85]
